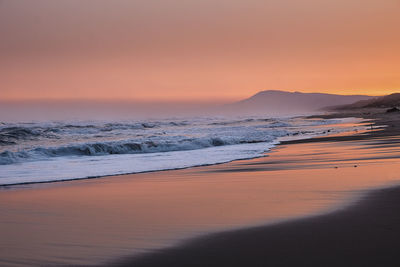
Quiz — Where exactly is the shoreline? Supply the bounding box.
[0,115,367,189]
[1,109,400,266]
[119,184,400,267]
[116,109,400,267]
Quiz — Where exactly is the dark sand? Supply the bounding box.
[118,110,400,267]
[119,186,400,267]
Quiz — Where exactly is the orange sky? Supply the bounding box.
[1,0,399,101]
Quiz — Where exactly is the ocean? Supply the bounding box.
[0,116,363,185]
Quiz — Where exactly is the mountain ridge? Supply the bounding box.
[330,93,400,110]
[225,90,374,115]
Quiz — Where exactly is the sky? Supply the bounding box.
[1,0,399,102]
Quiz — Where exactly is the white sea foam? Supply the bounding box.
[0,116,364,185]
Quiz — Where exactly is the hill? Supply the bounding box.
[225,90,373,115]
[331,93,400,110]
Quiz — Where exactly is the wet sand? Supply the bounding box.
[120,185,400,267]
[120,110,400,267]
[1,110,400,266]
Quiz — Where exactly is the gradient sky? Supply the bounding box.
[1,0,399,101]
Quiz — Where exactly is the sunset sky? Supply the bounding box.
[1,0,399,101]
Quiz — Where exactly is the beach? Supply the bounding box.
[2,0,400,265]
[120,110,400,267]
[1,111,400,266]
[121,186,400,267]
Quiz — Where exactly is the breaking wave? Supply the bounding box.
[0,136,279,165]
[0,116,365,185]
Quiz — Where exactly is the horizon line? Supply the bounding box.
[0,89,392,103]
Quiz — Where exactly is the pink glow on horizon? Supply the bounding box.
[1,0,399,101]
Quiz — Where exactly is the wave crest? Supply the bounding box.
[0,135,279,165]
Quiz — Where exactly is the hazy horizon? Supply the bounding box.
[1,0,399,102]
[0,90,375,122]
[0,99,228,122]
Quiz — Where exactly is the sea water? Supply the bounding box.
[0,116,363,185]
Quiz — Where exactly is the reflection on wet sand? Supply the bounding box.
[1,133,400,266]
